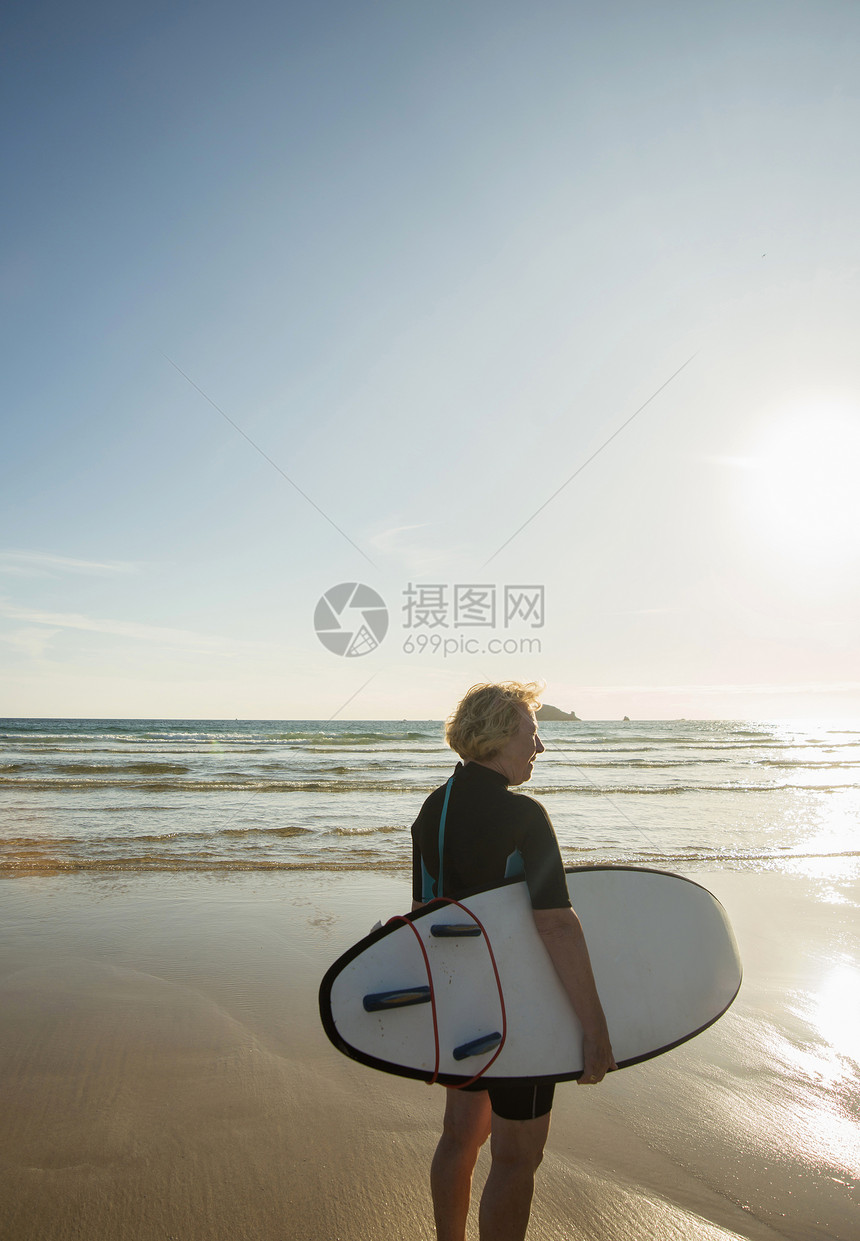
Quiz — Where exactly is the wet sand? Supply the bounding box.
[0,868,857,1240]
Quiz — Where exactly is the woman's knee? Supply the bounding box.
[440,1089,492,1154]
[488,1115,550,1174]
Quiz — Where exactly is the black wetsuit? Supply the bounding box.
[410,761,570,1119]
[411,761,570,909]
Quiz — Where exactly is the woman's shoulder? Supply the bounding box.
[501,787,553,829]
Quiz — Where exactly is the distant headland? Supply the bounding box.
[535,703,580,721]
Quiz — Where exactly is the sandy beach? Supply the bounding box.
[1,867,857,1240]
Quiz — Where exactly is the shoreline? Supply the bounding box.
[1,868,857,1240]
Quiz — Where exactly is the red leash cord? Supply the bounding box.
[384,914,442,1083]
[385,897,507,1088]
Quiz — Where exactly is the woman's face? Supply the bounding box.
[494,710,545,785]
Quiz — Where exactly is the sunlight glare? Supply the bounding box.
[745,399,860,569]
[809,963,860,1071]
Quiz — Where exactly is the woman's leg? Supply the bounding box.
[431,1087,493,1241]
[478,1111,551,1241]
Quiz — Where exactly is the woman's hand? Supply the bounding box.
[577,1031,617,1085]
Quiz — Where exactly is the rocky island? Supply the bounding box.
[535,703,580,721]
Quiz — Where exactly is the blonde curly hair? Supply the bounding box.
[444,681,544,762]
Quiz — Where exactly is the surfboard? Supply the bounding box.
[319,866,742,1085]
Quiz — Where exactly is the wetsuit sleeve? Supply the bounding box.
[518,800,571,910]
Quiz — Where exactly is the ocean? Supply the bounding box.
[2,717,859,880]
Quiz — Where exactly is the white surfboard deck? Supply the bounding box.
[319,866,742,1084]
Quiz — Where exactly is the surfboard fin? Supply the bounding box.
[430,924,482,938]
[453,1032,503,1060]
[363,986,432,1012]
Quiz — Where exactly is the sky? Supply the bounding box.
[2,0,860,720]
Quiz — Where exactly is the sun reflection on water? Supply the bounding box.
[768,959,860,1180]
[805,962,860,1073]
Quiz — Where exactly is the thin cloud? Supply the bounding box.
[0,550,140,577]
[0,603,266,655]
[368,523,430,553]
[368,523,472,574]
[0,626,60,658]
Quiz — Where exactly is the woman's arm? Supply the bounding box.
[532,905,616,1084]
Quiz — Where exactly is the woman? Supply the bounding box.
[411,681,615,1241]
